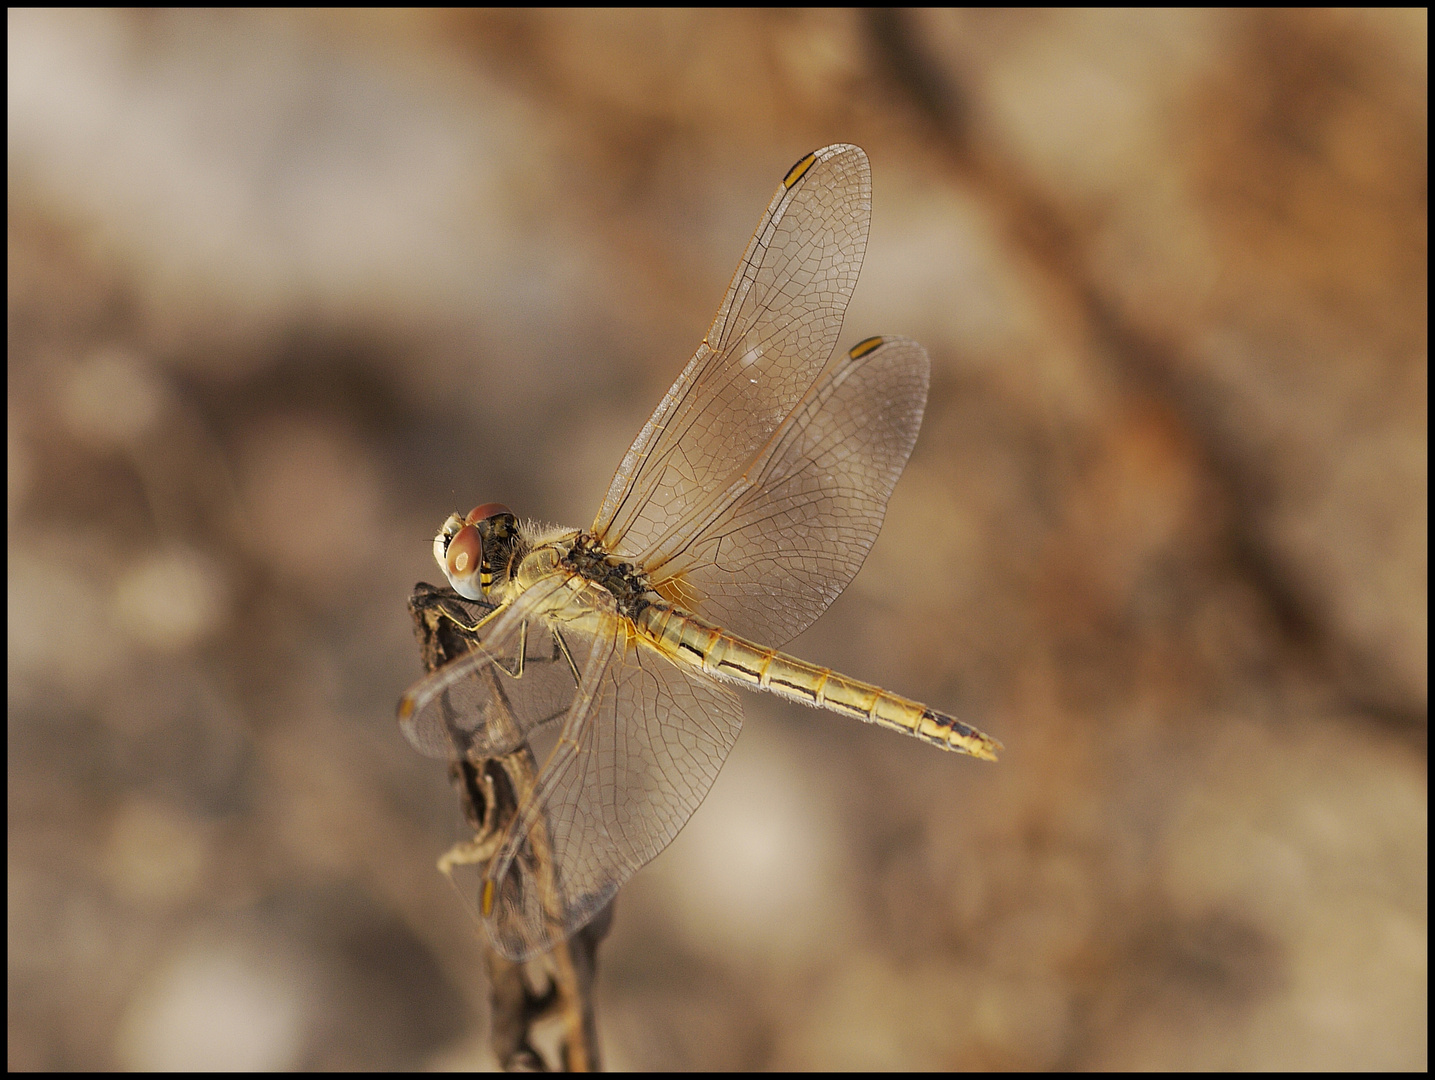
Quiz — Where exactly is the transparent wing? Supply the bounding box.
[640,336,929,645]
[398,573,581,760]
[593,144,871,561]
[479,624,744,961]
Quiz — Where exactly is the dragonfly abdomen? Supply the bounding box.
[637,603,999,761]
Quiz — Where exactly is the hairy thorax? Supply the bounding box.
[512,531,657,625]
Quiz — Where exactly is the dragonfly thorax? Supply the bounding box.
[559,532,655,621]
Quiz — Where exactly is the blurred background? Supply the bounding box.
[7,9,1426,1070]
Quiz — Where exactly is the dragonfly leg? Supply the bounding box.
[435,600,530,679]
[490,620,527,679]
[438,830,504,874]
[432,598,512,640]
[553,627,582,686]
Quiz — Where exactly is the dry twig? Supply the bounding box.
[409,582,610,1072]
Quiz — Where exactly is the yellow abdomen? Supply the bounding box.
[636,602,1000,760]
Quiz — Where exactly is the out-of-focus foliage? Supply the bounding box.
[8,9,1424,1070]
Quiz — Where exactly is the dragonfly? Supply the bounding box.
[399,143,1000,962]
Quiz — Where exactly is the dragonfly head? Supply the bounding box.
[434,503,519,600]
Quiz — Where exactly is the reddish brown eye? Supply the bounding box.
[466,502,513,525]
[446,524,483,579]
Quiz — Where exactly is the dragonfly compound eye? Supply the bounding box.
[466,502,514,526]
[444,524,484,597]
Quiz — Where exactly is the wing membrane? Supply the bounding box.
[481,626,744,961]
[642,336,929,644]
[398,573,580,759]
[593,144,871,562]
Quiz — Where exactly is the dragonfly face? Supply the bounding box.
[434,503,520,601]
[401,144,1000,962]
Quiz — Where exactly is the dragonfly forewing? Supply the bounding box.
[593,144,871,564]
[399,573,583,759]
[478,618,744,960]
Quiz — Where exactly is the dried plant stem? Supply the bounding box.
[409,582,609,1072]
